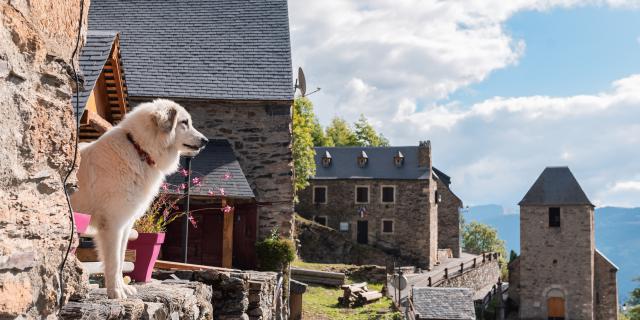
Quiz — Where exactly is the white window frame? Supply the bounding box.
[380,185,396,204]
[314,215,328,226]
[312,186,328,204]
[381,219,394,234]
[354,185,370,204]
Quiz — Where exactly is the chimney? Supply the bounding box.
[418,140,432,170]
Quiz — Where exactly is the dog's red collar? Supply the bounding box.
[126,132,156,167]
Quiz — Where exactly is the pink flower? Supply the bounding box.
[162,209,170,219]
[180,183,187,190]
[161,183,168,191]
[223,172,233,180]
[179,168,189,177]
[218,188,225,196]
[207,189,215,196]
[221,205,233,214]
[192,177,202,187]
[188,215,198,228]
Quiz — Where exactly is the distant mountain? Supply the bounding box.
[465,205,640,302]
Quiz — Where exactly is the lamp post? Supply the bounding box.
[182,156,192,263]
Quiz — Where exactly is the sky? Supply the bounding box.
[289,0,640,209]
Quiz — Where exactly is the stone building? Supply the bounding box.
[296,141,463,268]
[87,0,295,246]
[508,167,618,320]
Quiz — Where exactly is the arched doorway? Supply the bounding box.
[547,297,565,320]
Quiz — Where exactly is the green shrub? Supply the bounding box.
[255,230,296,271]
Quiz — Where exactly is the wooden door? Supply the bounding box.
[357,221,368,244]
[547,297,565,320]
[233,203,257,269]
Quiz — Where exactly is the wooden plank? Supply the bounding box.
[221,199,234,269]
[77,248,135,262]
[291,268,346,280]
[84,109,113,134]
[109,37,128,117]
[154,259,237,272]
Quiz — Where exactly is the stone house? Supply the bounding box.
[296,141,463,269]
[87,0,295,267]
[508,167,618,320]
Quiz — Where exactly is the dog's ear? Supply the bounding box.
[152,106,178,132]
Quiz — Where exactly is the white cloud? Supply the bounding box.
[289,0,640,207]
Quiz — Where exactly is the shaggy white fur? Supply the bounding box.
[71,99,207,299]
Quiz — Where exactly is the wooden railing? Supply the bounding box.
[424,252,500,288]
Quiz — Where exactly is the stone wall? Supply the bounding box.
[130,97,294,240]
[436,180,462,258]
[507,257,520,306]
[0,0,90,317]
[295,215,413,267]
[519,205,595,320]
[296,178,437,268]
[594,251,618,320]
[438,259,501,295]
[154,268,283,320]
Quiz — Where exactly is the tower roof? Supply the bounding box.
[519,167,593,206]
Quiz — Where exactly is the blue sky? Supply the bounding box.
[290,1,640,208]
[450,6,640,105]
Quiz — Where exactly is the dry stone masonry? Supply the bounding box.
[0,0,90,317]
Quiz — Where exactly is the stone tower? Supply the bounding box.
[518,167,595,320]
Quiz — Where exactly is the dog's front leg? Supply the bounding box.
[98,224,127,299]
[119,224,137,296]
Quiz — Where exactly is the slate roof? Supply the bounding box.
[313,146,448,181]
[519,167,593,206]
[72,30,117,118]
[412,287,475,320]
[166,140,254,198]
[88,0,294,101]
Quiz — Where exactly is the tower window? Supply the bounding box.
[313,186,327,204]
[549,207,561,227]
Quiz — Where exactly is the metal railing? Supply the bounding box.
[424,252,500,287]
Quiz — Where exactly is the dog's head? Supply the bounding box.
[125,99,208,156]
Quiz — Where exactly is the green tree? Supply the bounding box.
[292,97,317,193]
[462,221,508,278]
[325,117,358,146]
[311,116,333,147]
[626,277,640,320]
[353,114,390,147]
[509,250,518,263]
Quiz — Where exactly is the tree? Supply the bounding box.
[353,114,389,147]
[311,116,333,147]
[292,97,316,193]
[509,250,518,263]
[325,117,358,146]
[626,277,640,320]
[462,221,508,278]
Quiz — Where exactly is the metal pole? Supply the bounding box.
[182,156,192,263]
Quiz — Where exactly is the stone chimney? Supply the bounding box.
[418,140,432,170]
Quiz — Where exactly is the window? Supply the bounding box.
[393,151,404,167]
[314,216,327,226]
[339,222,349,231]
[357,151,368,168]
[355,186,369,203]
[381,186,395,203]
[549,207,561,227]
[321,151,332,167]
[313,186,327,204]
[382,220,394,234]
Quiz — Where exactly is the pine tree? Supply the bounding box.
[354,114,390,147]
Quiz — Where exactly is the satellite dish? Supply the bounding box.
[296,67,307,96]
[393,274,408,291]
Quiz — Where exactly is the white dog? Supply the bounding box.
[71,99,207,299]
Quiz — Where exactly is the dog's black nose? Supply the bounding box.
[200,137,209,146]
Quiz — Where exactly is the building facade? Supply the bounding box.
[296,141,462,268]
[509,167,618,320]
[88,0,295,241]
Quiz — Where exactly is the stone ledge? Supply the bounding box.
[60,280,213,320]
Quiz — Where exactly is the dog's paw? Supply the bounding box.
[122,284,137,296]
[107,287,127,299]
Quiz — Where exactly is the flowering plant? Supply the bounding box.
[133,167,235,233]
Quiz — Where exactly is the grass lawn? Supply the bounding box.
[301,281,402,320]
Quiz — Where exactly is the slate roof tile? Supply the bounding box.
[411,287,475,320]
[88,0,294,101]
[519,166,593,206]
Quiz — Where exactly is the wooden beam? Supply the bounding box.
[154,260,236,272]
[85,109,113,134]
[222,207,234,269]
[109,37,128,117]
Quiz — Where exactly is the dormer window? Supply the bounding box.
[321,151,332,168]
[357,151,368,168]
[394,151,404,167]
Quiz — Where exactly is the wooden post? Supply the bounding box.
[221,198,234,268]
[428,277,431,287]
[109,38,128,116]
[473,258,477,268]
[460,262,464,274]
[444,268,448,279]
[182,157,192,263]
